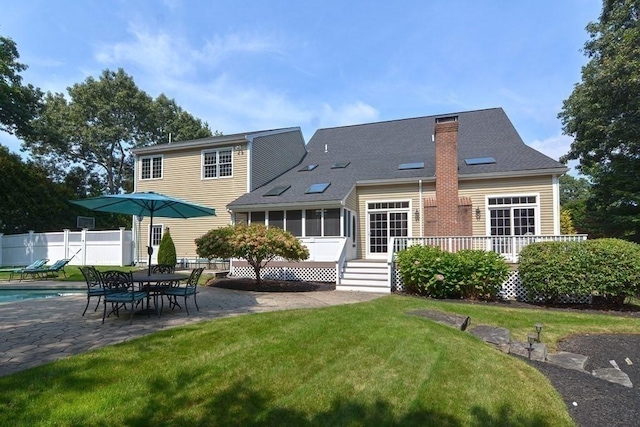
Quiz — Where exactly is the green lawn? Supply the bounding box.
[6,295,631,426]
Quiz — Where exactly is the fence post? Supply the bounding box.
[63,229,70,260]
[119,227,125,266]
[81,229,87,266]
[28,230,35,263]
[0,233,3,266]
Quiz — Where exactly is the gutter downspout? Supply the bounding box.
[419,179,423,237]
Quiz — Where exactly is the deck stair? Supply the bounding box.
[337,260,390,293]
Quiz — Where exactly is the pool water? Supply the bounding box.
[0,289,84,304]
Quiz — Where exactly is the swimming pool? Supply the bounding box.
[0,288,84,304]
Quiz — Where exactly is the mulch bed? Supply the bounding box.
[208,277,335,292]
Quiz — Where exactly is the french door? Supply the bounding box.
[367,203,409,258]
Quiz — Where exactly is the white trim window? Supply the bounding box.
[140,155,163,180]
[151,224,163,246]
[487,195,539,236]
[202,148,233,179]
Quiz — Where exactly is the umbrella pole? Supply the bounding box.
[147,214,154,276]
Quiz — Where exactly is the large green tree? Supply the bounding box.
[0,145,74,233]
[24,68,214,195]
[0,35,42,138]
[559,0,640,241]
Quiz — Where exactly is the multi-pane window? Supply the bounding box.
[488,196,537,236]
[151,225,163,246]
[202,149,233,179]
[141,156,162,180]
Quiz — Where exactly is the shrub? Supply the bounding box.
[157,229,177,266]
[518,241,587,303]
[457,250,509,300]
[396,245,509,300]
[519,238,640,306]
[582,239,640,306]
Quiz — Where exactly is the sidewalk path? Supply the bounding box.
[0,283,383,377]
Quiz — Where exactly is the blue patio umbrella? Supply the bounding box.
[70,192,216,274]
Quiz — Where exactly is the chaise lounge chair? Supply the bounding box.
[4,259,49,281]
[18,259,71,281]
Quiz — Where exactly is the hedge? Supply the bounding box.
[518,238,640,305]
[396,245,508,300]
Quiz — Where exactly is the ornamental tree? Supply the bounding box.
[157,228,177,267]
[195,224,309,285]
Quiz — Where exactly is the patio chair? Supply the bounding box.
[144,264,176,308]
[101,270,149,324]
[80,266,105,316]
[163,267,204,315]
[5,259,49,281]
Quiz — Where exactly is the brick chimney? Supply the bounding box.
[434,116,459,236]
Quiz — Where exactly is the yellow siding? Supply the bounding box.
[135,143,248,261]
[344,187,358,212]
[459,175,556,236]
[354,176,557,259]
[355,183,426,259]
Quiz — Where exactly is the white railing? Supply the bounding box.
[335,238,348,284]
[298,237,347,262]
[389,235,588,263]
[0,228,134,267]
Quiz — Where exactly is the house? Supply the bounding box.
[131,127,306,265]
[133,107,579,293]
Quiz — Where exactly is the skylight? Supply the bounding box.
[464,157,496,165]
[299,164,318,171]
[305,182,330,194]
[331,162,350,169]
[263,185,291,196]
[398,162,424,170]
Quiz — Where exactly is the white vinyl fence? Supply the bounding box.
[0,228,134,267]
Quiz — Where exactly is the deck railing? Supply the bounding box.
[388,235,588,263]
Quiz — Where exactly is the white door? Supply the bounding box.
[367,206,409,259]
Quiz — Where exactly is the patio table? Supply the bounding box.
[131,271,189,315]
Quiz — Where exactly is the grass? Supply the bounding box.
[6,295,634,426]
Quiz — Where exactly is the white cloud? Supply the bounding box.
[317,101,379,128]
[528,133,573,161]
[95,23,281,78]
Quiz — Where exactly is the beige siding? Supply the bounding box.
[344,187,358,212]
[353,175,557,259]
[135,142,249,261]
[459,175,556,236]
[355,183,426,259]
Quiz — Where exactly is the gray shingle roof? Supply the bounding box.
[228,108,566,209]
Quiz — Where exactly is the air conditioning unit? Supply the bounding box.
[76,216,95,230]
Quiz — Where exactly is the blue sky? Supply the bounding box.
[1,0,601,166]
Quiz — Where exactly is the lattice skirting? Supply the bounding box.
[393,267,592,304]
[230,266,335,283]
